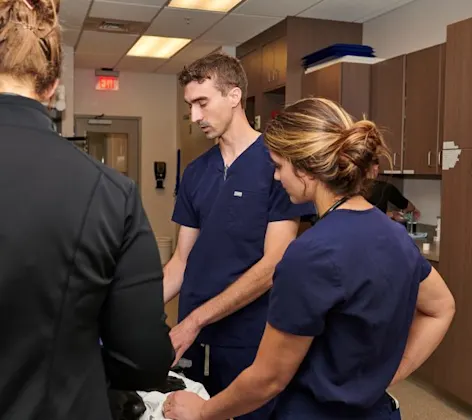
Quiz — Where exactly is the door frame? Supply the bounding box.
[74,115,142,191]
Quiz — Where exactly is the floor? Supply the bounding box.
[389,379,471,419]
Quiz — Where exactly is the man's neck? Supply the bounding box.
[219,111,260,166]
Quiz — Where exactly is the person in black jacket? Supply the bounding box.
[0,1,174,419]
[366,159,421,221]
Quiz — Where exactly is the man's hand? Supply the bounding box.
[163,391,206,420]
[170,315,201,366]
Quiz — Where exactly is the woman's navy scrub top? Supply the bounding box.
[172,136,315,347]
[268,207,432,419]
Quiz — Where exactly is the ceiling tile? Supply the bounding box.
[299,0,416,23]
[234,0,321,18]
[116,56,167,72]
[155,60,188,74]
[59,0,93,29]
[146,7,224,39]
[103,0,167,5]
[75,53,121,69]
[200,13,282,45]
[356,0,416,22]
[89,0,161,22]
[62,27,82,47]
[155,40,221,74]
[76,31,139,55]
[172,40,221,63]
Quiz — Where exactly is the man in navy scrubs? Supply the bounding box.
[163,52,314,419]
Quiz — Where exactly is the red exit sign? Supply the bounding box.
[96,76,119,91]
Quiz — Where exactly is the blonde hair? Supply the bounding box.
[0,0,62,97]
[265,97,391,196]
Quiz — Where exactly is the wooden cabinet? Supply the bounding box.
[370,56,405,173]
[240,48,262,99]
[403,45,445,175]
[261,37,287,92]
[302,62,371,121]
[443,18,472,149]
[432,149,472,405]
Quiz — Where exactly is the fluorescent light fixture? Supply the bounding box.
[127,36,191,59]
[168,0,243,13]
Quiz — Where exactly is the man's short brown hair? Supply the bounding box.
[178,52,248,109]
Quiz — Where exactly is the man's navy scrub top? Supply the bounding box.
[172,136,315,347]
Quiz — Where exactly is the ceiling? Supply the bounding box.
[61,0,416,74]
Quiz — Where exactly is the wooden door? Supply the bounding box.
[302,64,341,102]
[340,63,371,121]
[261,42,275,92]
[272,37,287,89]
[403,45,442,175]
[434,148,472,405]
[240,48,262,99]
[370,56,405,173]
[443,18,472,149]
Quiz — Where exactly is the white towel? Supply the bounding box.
[138,371,210,420]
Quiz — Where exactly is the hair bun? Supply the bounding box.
[335,119,388,190]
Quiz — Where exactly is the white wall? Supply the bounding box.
[402,179,441,226]
[74,69,178,239]
[363,0,472,58]
[361,0,472,225]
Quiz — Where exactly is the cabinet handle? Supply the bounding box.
[427,151,432,167]
[393,152,397,167]
[438,151,442,167]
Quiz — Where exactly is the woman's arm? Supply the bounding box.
[165,323,313,420]
[390,267,455,386]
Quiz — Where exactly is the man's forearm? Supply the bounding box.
[190,257,275,329]
[163,258,185,304]
[391,310,454,386]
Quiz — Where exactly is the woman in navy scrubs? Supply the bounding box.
[163,98,455,420]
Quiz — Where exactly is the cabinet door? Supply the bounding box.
[403,45,442,175]
[262,38,287,92]
[302,64,341,102]
[444,18,472,149]
[371,56,405,173]
[272,37,287,89]
[240,49,262,99]
[261,42,275,92]
[434,149,472,405]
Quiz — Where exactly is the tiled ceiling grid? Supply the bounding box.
[60,0,417,74]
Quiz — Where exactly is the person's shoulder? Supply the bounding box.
[285,227,335,264]
[58,136,135,198]
[185,144,219,175]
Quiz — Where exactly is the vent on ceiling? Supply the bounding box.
[99,21,128,33]
[82,17,148,35]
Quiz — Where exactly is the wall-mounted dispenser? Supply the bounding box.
[154,161,166,189]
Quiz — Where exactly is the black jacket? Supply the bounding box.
[0,94,174,419]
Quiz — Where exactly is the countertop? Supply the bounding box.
[414,239,440,262]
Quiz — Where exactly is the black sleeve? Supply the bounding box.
[387,183,409,210]
[100,183,174,391]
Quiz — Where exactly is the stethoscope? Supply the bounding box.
[312,195,353,225]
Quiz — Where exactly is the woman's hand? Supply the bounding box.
[163,391,206,420]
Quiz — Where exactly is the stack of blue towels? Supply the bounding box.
[302,44,376,69]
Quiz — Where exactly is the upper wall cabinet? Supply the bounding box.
[302,62,371,122]
[444,18,472,149]
[403,44,445,175]
[261,37,287,92]
[240,48,262,99]
[370,56,406,173]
